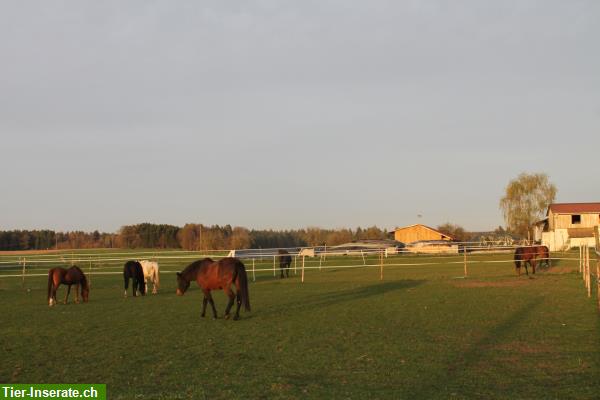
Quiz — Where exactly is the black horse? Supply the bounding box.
[278,249,292,278]
[123,260,146,297]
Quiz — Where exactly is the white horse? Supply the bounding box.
[138,260,160,294]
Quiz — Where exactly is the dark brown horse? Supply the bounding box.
[176,257,251,320]
[123,260,146,297]
[47,266,89,306]
[514,245,550,276]
[278,249,292,278]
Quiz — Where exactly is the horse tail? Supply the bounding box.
[236,261,251,311]
[154,263,160,290]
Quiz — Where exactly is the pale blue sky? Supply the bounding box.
[1,1,599,232]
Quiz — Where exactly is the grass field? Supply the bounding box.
[0,250,599,399]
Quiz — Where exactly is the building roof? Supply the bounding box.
[548,203,600,214]
[391,224,454,240]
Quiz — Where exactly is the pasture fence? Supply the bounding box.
[0,243,586,289]
[578,243,600,311]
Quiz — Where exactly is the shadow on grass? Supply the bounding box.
[256,280,425,318]
[409,297,542,398]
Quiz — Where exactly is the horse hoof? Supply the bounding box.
[233,315,239,321]
[224,314,230,320]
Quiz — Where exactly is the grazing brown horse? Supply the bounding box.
[176,257,251,320]
[47,266,89,306]
[514,245,550,276]
[278,249,292,278]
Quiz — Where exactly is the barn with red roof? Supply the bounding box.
[534,202,600,250]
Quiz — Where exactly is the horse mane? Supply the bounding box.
[180,258,213,280]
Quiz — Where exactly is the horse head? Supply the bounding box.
[176,272,190,296]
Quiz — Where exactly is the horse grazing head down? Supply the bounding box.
[176,272,190,296]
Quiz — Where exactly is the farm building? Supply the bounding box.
[390,224,454,244]
[534,202,600,251]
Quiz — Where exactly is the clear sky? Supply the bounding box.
[1,1,599,233]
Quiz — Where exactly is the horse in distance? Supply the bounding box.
[139,260,160,294]
[278,249,292,278]
[123,260,146,297]
[514,245,550,276]
[176,257,251,320]
[47,266,89,306]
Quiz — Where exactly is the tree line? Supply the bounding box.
[4,170,554,252]
[0,224,391,251]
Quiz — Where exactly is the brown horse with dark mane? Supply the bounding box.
[176,257,251,320]
[514,245,550,276]
[47,266,89,306]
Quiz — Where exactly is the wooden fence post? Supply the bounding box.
[252,259,256,282]
[273,255,276,277]
[463,247,468,277]
[380,251,384,281]
[21,257,26,289]
[596,260,600,311]
[301,256,305,283]
[587,245,591,298]
[579,245,583,274]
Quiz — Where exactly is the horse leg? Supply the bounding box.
[280,265,284,279]
[50,283,58,306]
[64,285,71,304]
[286,265,290,278]
[233,290,242,321]
[207,292,218,319]
[201,296,208,318]
[133,278,137,297]
[223,287,236,319]
[124,276,129,298]
[532,259,536,275]
[515,261,521,276]
[232,280,243,320]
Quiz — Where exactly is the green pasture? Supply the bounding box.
[0,250,599,399]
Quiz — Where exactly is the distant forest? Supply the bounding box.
[0,223,392,251]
